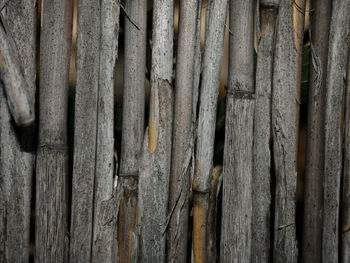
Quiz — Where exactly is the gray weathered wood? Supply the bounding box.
[137,0,173,261]
[35,0,73,261]
[0,2,36,261]
[117,0,147,261]
[251,2,277,262]
[69,1,101,261]
[166,0,199,262]
[220,0,255,261]
[0,22,34,126]
[302,0,332,262]
[322,0,350,262]
[192,0,227,261]
[342,51,350,263]
[92,0,120,262]
[271,0,298,262]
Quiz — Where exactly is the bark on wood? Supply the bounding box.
[271,1,298,262]
[192,0,227,262]
[117,0,147,262]
[137,0,173,261]
[0,22,34,126]
[166,0,199,262]
[91,1,120,262]
[35,0,72,261]
[342,51,350,263]
[69,1,101,261]
[0,2,36,261]
[322,0,350,262]
[252,2,277,262]
[302,0,332,262]
[220,0,255,261]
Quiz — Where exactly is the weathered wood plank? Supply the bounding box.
[302,0,332,262]
[117,0,147,261]
[137,0,173,261]
[322,0,350,262]
[0,1,36,262]
[271,0,298,262]
[252,2,277,262]
[35,0,73,261]
[192,0,227,262]
[69,1,101,261]
[220,0,255,261]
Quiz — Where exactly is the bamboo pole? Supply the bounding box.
[0,1,36,261]
[220,0,255,261]
[117,0,147,261]
[70,0,120,262]
[0,22,34,126]
[322,0,350,261]
[271,0,298,261]
[192,0,227,262]
[35,0,73,261]
[302,0,332,262]
[252,1,277,262]
[137,0,173,261]
[166,0,199,261]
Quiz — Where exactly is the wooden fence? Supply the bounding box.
[1,0,350,262]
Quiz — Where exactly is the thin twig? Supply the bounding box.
[119,1,141,31]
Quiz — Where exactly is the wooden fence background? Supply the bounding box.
[1,0,350,262]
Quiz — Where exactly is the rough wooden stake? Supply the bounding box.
[192,0,227,262]
[271,0,298,262]
[323,0,350,262]
[35,0,73,261]
[117,0,147,262]
[0,22,34,126]
[166,0,199,262]
[220,0,255,261]
[302,0,333,262]
[69,1,101,261]
[0,0,36,261]
[252,1,277,262]
[137,0,173,261]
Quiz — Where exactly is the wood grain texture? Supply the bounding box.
[220,0,255,262]
[302,0,332,262]
[137,0,173,261]
[322,0,350,262]
[69,1,101,261]
[0,1,36,262]
[35,0,73,261]
[192,0,227,262]
[252,4,276,263]
[166,0,199,262]
[271,1,298,262]
[91,0,120,262]
[342,51,350,263]
[0,23,34,126]
[117,0,147,262]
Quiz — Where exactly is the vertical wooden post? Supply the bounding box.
[302,0,333,262]
[252,1,277,262]
[220,0,255,261]
[166,0,199,262]
[322,0,350,262]
[192,0,228,262]
[35,0,73,261]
